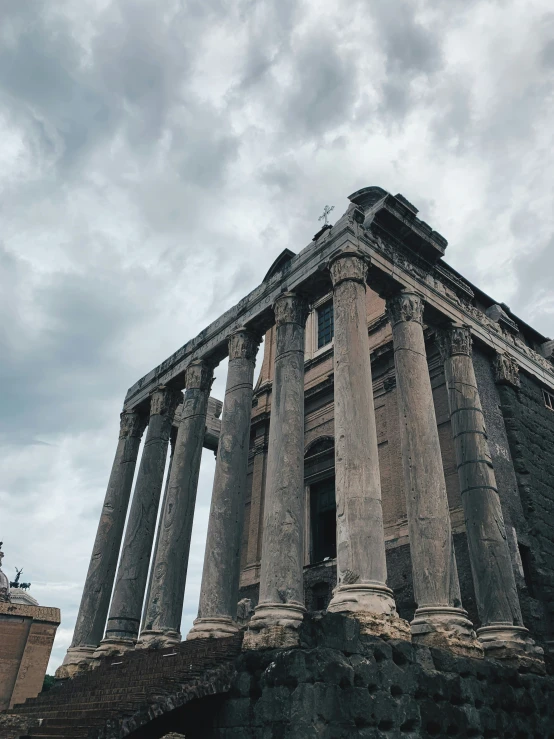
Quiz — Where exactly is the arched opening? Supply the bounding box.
[304,437,336,565]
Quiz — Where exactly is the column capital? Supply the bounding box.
[386,291,424,327]
[437,325,472,360]
[228,328,260,362]
[119,410,148,440]
[273,292,309,328]
[150,385,183,417]
[185,360,214,392]
[329,249,369,288]
[494,352,520,388]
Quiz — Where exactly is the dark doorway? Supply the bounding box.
[310,476,336,563]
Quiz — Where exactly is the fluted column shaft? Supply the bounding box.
[387,292,477,650]
[246,292,308,644]
[188,330,259,640]
[438,327,543,658]
[97,385,181,653]
[140,427,177,633]
[327,251,397,619]
[56,411,146,676]
[138,361,213,647]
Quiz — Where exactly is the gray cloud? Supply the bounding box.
[0,0,551,674]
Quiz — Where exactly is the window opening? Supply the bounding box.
[317,301,334,349]
[543,389,554,411]
[310,476,336,563]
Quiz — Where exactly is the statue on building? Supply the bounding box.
[0,543,11,603]
[10,566,31,591]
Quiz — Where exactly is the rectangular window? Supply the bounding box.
[317,301,334,349]
[544,389,554,411]
[310,476,336,563]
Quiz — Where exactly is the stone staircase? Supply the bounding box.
[0,634,243,739]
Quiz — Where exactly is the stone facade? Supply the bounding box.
[0,602,60,712]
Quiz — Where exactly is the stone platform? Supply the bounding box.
[2,614,553,738]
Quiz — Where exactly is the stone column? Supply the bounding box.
[245,292,308,649]
[188,329,260,640]
[438,326,543,663]
[138,360,213,648]
[95,385,181,656]
[326,251,408,638]
[387,291,479,654]
[140,426,177,633]
[56,410,146,677]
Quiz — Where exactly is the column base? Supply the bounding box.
[136,629,181,649]
[92,636,136,660]
[411,606,483,658]
[187,617,240,641]
[54,646,97,679]
[327,583,411,641]
[477,624,545,672]
[327,582,396,615]
[243,602,305,650]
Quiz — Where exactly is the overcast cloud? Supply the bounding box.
[0,0,552,673]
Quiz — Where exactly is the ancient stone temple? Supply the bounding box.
[2,186,554,738]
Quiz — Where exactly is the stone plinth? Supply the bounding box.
[0,602,60,711]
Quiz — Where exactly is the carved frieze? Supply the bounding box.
[149,385,183,416]
[119,410,148,439]
[386,292,424,326]
[485,304,519,334]
[494,353,521,388]
[185,361,214,392]
[329,251,368,288]
[273,292,309,327]
[228,329,260,362]
[437,325,472,360]
[540,340,554,362]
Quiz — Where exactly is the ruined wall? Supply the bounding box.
[171,614,554,739]
[497,372,554,642]
[0,603,60,711]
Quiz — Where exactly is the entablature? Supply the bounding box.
[124,187,554,411]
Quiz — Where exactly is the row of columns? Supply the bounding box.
[58,247,539,677]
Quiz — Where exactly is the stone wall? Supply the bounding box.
[497,372,554,643]
[0,602,60,711]
[169,614,554,738]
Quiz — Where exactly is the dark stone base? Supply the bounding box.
[166,613,554,738]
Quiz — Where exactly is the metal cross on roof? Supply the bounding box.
[318,205,334,225]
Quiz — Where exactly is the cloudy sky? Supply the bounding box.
[0,0,552,673]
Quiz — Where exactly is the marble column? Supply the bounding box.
[387,291,479,654]
[245,292,309,648]
[56,410,147,677]
[188,329,260,640]
[326,251,408,636]
[138,360,213,648]
[438,326,542,662]
[94,385,181,656]
[140,426,177,633]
